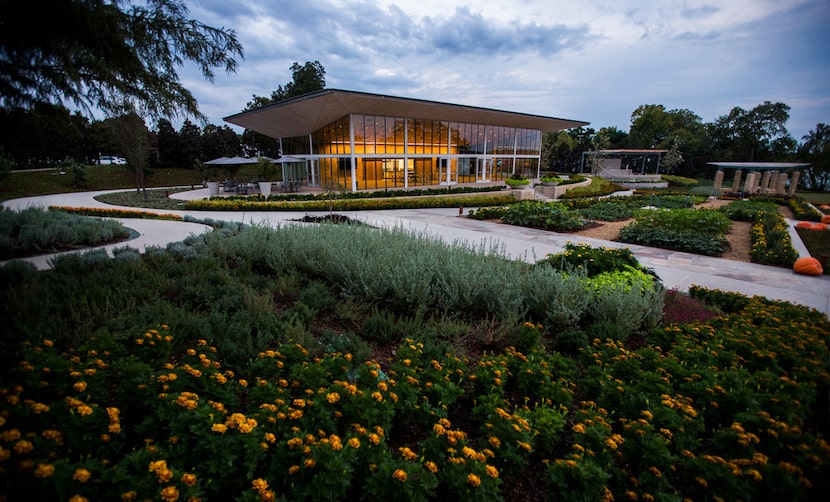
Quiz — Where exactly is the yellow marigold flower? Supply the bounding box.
[695,476,708,488]
[462,446,478,459]
[73,468,92,483]
[641,410,653,421]
[605,438,618,450]
[392,469,407,482]
[182,473,197,487]
[377,382,388,392]
[35,463,55,478]
[433,423,446,436]
[304,458,316,468]
[399,447,418,460]
[371,391,383,401]
[424,461,438,473]
[486,465,499,478]
[69,496,89,502]
[649,466,662,478]
[467,473,481,487]
[368,433,381,445]
[573,423,586,434]
[488,436,501,448]
[517,441,532,452]
[326,392,340,404]
[288,465,300,475]
[211,423,227,433]
[121,491,138,501]
[160,485,179,502]
[239,379,248,387]
[348,437,361,449]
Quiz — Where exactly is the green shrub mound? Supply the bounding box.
[0,207,129,259]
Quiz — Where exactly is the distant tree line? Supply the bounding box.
[542,102,829,191]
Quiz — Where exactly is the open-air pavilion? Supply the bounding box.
[708,162,811,196]
[580,149,669,175]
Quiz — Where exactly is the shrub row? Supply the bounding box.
[184,195,516,212]
[49,205,184,221]
[749,211,799,267]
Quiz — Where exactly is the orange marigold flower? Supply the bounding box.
[181,473,197,487]
[252,478,269,493]
[424,461,438,473]
[485,465,499,478]
[35,463,55,478]
[121,491,138,501]
[13,440,33,454]
[467,473,481,487]
[392,469,407,482]
[160,485,179,502]
[73,468,92,483]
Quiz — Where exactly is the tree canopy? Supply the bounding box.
[241,61,327,156]
[244,61,327,111]
[0,0,243,121]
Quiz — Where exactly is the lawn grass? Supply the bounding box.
[94,188,192,210]
[0,164,263,202]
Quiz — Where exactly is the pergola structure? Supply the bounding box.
[708,162,811,197]
[580,149,669,175]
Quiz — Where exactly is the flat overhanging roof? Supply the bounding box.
[224,88,589,139]
[588,149,668,154]
[708,162,811,170]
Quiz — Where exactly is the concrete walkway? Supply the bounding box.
[3,188,829,316]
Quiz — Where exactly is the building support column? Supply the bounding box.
[731,170,742,192]
[788,171,800,196]
[349,114,357,192]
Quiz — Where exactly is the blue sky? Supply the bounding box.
[181,0,830,142]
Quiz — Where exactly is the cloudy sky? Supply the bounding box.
[181,0,830,141]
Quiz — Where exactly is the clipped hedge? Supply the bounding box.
[184,195,516,212]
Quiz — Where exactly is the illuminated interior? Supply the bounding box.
[279,114,543,191]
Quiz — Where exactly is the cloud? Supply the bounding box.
[175,0,828,142]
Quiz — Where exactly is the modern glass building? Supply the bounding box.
[225,89,588,191]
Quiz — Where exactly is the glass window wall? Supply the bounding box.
[298,113,542,190]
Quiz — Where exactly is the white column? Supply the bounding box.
[349,114,357,192]
[308,134,316,187]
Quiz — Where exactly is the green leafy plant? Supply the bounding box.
[618,208,731,256]
[500,201,585,231]
[504,175,530,187]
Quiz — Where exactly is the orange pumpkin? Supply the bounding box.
[796,221,814,229]
[812,223,828,231]
[793,257,823,276]
[820,204,830,210]
[822,215,830,224]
